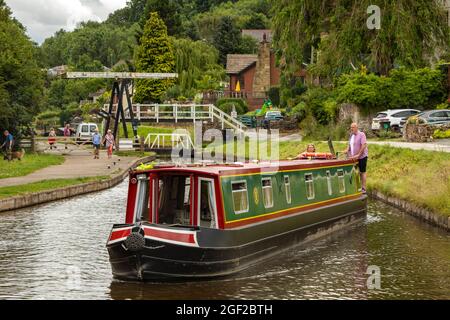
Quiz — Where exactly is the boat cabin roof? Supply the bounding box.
[133,159,356,177]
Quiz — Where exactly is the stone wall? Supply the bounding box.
[268,117,299,131]
[403,123,450,142]
[338,103,373,133]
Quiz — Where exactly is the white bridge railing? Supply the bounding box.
[103,103,247,134]
[144,133,194,150]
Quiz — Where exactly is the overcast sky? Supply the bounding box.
[5,0,128,44]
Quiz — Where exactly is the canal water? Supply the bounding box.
[0,180,449,300]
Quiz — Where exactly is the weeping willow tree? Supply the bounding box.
[272,0,450,79]
[167,38,225,99]
[172,38,224,91]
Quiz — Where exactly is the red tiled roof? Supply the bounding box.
[226,54,257,74]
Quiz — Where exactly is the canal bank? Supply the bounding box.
[368,190,450,231]
[0,154,155,212]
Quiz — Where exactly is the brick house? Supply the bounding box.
[225,30,282,110]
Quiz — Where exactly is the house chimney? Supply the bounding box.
[252,35,271,98]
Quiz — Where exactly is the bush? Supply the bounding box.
[436,103,449,110]
[336,67,446,114]
[288,102,307,121]
[280,75,307,107]
[433,129,450,139]
[299,115,351,141]
[267,87,280,107]
[216,98,249,114]
[299,87,336,125]
[218,102,243,114]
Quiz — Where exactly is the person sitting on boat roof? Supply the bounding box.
[294,144,316,160]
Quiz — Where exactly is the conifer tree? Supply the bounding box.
[134,12,176,103]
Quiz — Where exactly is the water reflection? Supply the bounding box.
[0,181,449,300]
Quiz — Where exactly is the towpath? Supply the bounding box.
[0,151,139,187]
[366,139,450,153]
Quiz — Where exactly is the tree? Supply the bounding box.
[134,12,176,103]
[272,0,450,77]
[0,0,44,138]
[171,38,225,97]
[243,13,269,29]
[140,0,183,36]
[213,16,243,65]
[41,22,138,69]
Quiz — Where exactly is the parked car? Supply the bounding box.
[401,109,450,127]
[75,123,99,141]
[265,110,284,121]
[371,109,421,132]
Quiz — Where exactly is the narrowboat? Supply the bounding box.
[107,158,367,281]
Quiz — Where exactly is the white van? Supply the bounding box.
[76,123,99,141]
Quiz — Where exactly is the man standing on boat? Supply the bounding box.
[344,123,368,194]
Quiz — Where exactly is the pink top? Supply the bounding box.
[348,131,368,159]
[63,127,71,137]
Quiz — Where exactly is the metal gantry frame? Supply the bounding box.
[65,72,178,140]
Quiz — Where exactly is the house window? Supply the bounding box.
[231,181,249,214]
[338,170,346,193]
[326,170,332,196]
[305,173,315,200]
[284,175,292,204]
[262,177,274,208]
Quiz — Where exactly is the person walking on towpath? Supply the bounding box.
[48,128,56,150]
[102,129,115,159]
[344,123,368,194]
[92,129,102,159]
[1,130,14,161]
[63,123,71,150]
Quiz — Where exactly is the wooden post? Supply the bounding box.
[31,133,35,153]
[175,105,178,123]
[140,136,144,152]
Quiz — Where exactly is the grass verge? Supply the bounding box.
[0,154,65,179]
[118,125,175,138]
[367,145,450,217]
[114,150,155,158]
[0,176,110,199]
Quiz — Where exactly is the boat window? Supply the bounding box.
[338,170,346,193]
[135,174,150,222]
[158,175,191,225]
[326,170,332,196]
[184,177,191,206]
[262,177,274,208]
[199,179,217,228]
[231,181,249,214]
[305,173,315,200]
[284,175,291,204]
